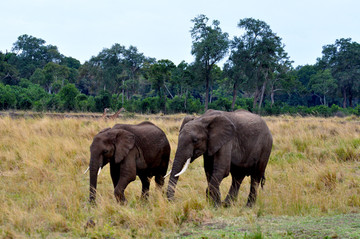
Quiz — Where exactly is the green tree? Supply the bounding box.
[0,83,16,109]
[58,83,79,111]
[190,14,229,110]
[145,59,176,113]
[0,52,19,84]
[232,18,288,111]
[309,69,337,106]
[12,34,62,78]
[319,38,360,107]
[43,62,70,93]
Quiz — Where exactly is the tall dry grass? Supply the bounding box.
[0,114,359,238]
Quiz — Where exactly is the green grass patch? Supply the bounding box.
[171,213,360,238]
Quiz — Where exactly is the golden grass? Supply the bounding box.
[0,114,359,238]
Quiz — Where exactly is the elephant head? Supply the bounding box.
[167,114,235,200]
[88,127,135,203]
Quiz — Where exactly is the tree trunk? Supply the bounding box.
[122,80,125,105]
[258,81,267,111]
[349,91,353,107]
[253,88,260,110]
[231,81,238,111]
[270,89,275,108]
[184,88,188,111]
[163,91,167,114]
[204,73,210,111]
[342,88,347,108]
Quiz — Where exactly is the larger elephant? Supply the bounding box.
[167,110,273,207]
[87,122,171,203]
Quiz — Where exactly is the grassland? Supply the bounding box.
[0,113,359,238]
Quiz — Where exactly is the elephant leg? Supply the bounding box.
[114,175,135,203]
[207,143,232,207]
[155,155,169,189]
[114,158,136,203]
[203,154,214,184]
[139,175,150,199]
[246,176,261,207]
[203,154,216,203]
[223,174,245,207]
[155,174,164,188]
[207,177,222,206]
[110,162,120,188]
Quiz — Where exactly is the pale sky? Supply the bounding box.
[1,0,359,67]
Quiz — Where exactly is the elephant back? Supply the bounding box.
[112,122,170,166]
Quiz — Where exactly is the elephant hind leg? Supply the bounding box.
[139,175,150,199]
[155,174,165,188]
[246,176,261,207]
[223,174,245,207]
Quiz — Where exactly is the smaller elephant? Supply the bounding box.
[86,122,171,203]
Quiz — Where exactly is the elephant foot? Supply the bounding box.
[222,200,233,208]
[114,192,127,204]
[246,198,255,208]
[206,188,221,207]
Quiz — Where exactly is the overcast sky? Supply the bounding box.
[1,0,359,67]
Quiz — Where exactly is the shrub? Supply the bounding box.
[0,84,17,109]
[94,90,111,112]
[140,97,161,114]
[208,97,232,111]
[58,83,79,111]
[167,95,185,113]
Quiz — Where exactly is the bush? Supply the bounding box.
[186,97,202,114]
[75,94,91,112]
[235,98,253,111]
[140,97,161,114]
[94,90,111,112]
[208,97,232,111]
[167,95,185,113]
[58,83,80,111]
[0,84,17,109]
[311,105,331,117]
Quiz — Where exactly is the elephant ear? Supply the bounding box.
[113,129,135,164]
[180,116,196,131]
[205,115,235,156]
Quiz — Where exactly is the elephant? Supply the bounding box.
[166,109,273,207]
[87,121,171,203]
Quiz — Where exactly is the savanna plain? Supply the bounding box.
[0,113,359,238]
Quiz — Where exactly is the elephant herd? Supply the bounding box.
[85,109,273,207]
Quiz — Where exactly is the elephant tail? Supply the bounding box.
[260,175,266,189]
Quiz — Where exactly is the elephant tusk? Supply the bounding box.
[164,170,172,178]
[98,167,102,176]
[175,158,191,177]
[83,166,90,174]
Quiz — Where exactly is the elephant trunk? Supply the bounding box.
[89,158,100,203]
[167,150,192,200]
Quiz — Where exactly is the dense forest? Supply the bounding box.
[1,16,359,116]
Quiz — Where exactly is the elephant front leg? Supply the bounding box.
[114,175,135,203]
[110,162,120,188]
[206,144,231,206]
[207,179,222,206]
[114,159,136,203]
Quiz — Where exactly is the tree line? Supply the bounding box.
[1,15,360,116]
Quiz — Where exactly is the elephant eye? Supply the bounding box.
[103,150,109,154]
[193,138,198,143]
